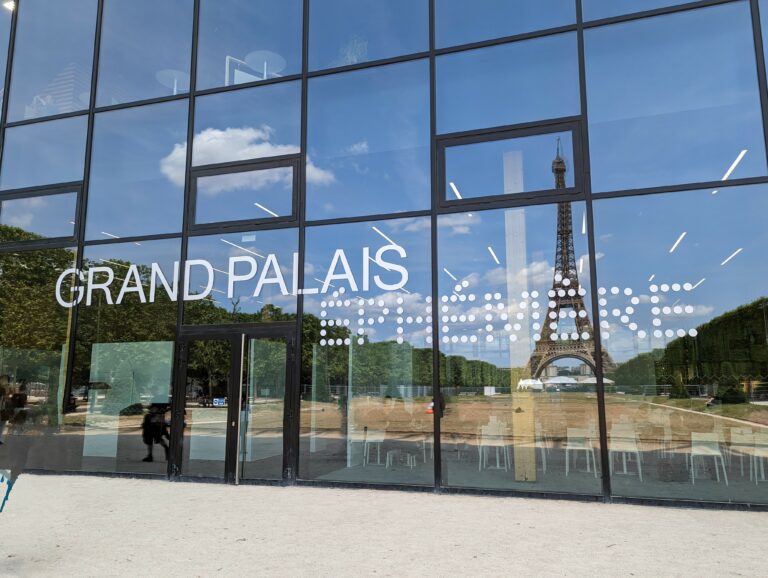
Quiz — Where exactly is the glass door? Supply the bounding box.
[171,327,294,483]
[237,334,293,482]
[176,336,236,480]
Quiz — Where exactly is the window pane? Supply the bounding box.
[194,165,293,225]
[309,0,428,71]
[437,33,580,134]
[71,239,180,475]
[8,0,97,121]
[585,3,766,193]
[197,0,302,90]
[438,201,602,494]
[192,81,301,167]
[306,60,430,219]
[0,192,77,242]
[0,247,76,474]
[0,116,88,190]
[86,100,188,240]
[96,0,193,106]
[594,185,768,505]
[183,228,298,325]
[583,0,689,20]
[445,131,575,201]
[436,0,575,48]
[300,217,433,485]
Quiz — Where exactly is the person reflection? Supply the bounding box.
[141,403,170,462]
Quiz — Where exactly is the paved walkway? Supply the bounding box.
[0,474,766,577]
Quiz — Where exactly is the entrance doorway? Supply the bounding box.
[170,326,295,483]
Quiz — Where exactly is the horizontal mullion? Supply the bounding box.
[193,73,303,98]
[437,191,586,215]
[582,0,741,29]
[6,110,88,129]
[590,175,768,200]
[93,93,190,115]
[306,51,431,79]
[436,116,582,141]
[0,236,77,253]
[434,23,579,57]
[304,209,432,228]
[192,154,301,175]
[82,232,182,247]
[188,217,299,236]
[0,181,82,198]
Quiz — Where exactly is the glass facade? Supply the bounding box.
[1,0,767,508]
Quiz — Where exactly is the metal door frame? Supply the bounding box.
[170,323,296,484]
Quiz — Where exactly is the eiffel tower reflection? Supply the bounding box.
[527,140,614,378]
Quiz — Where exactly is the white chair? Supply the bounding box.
[363,429,386,467]
[535,421,549,474]
[753,432,768,484]
[729,430,755,480]
[478,423,509,471]
[690,432,728,485]
[565,428,597,477]
[609,423,643,482]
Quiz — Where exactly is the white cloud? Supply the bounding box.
[159,126,335,188]
[438,213,481,236]
[198,166,292,196]
[7,212,33,228]
[346,140,369,155]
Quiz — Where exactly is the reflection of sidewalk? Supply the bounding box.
[2,474,766,576]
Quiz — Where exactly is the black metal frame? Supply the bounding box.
[436,120,583,210]
[172,323,296,484]
[188,155,301,232]
[0,0,766,509]
[0,182,81,249]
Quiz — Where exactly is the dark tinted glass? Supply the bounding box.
[300,217,433,485]
[184,228,299,325]
[583,0,689,20]
[197,0,302,90]
[86,100,189,240]
[435,0,576,48]
[585,3,766,193]
[593,184,768,504]
[309,0,428,71]
[72,239,180,475]
[436,33,580,135]
[0,192,77,242]
[0,116,88,190]
[96,0,193,106]
[444,131,575,201]
[0,247,77,474]
[306,60,430,219]
[437,202,601,494]
[0,5,12,110]
[8,0,97,121]
[194,165,294,225]
[192,81,301,167]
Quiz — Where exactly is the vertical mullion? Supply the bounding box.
[63,0,104,424]
[290,0,310,483]
[429,0,442,492]
[0,0,19,164]
[576,0,612,502]
[169,0,200,479]
[750,0,768,171]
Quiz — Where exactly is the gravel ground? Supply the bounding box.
[0,474,766,577]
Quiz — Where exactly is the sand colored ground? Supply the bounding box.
[1,474,766,578]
